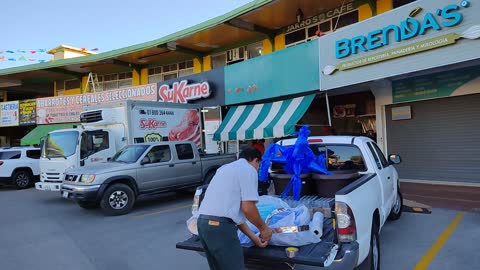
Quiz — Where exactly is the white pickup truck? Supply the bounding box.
[177,136,403,270]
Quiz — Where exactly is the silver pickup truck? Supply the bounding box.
[61,141,236,216]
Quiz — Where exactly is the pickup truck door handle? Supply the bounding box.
[192,161,197,165]
[387,177,391,180]
[169,164,175,167]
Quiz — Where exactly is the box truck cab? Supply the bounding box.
[35,100,201,192]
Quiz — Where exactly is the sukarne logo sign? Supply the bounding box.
[158,80,210,103]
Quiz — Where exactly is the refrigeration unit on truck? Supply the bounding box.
[35,100,202,192]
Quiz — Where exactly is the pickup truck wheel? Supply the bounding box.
[388,190,403,221]
[358,222,380,270]
[13,170,32,189]
[100,184,135,216]
[78,201,99,209]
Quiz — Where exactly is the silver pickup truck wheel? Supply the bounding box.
[100,183,135,216]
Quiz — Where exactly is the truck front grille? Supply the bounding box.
[80,110,103,123]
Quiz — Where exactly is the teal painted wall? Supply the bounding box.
[224,41,319,105]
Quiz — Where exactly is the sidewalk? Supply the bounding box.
[401,182,480,212]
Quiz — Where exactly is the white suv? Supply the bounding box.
[0,147,41,189]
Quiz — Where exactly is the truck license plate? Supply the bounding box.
[62,191,69,199]
[45,185,51,191]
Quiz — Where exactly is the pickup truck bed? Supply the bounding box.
[177,217,356,267]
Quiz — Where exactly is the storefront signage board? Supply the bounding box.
[36,84,157,124]
[19,99,36,125]
[0,101,19,127]
[157,68,224,107]
[392,65,480,103]
[285,2,358,33]
[319,0,480,90]
[225,41,319,105]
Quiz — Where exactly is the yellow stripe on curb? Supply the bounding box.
[133,204,191,219]
[414,212,465,270]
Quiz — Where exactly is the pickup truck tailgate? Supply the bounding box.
[176,236,336,267]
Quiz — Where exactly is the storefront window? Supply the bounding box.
[210,41,264,69]
[147,60,194,83]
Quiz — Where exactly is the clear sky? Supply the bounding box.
[0,0,252,70]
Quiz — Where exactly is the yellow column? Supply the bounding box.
[65,89,81,95]
[54,81,57,96]
[193,58,202,73]
[377,0,393,14]
[132,70,140,86]
[140,68,149,85]
[358,4,373,21]
[203,56,211,71]
[262,39,273,54]
[81,76,88,93]
[274,34,285,51]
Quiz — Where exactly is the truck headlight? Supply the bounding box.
[80,174,96,183]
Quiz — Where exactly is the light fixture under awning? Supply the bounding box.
[213,95,314,141]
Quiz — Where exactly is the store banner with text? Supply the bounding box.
[0,101,19,127]
[36,84,157,124]
[19,99,36,125]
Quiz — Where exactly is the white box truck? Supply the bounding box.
[35,100,201,192]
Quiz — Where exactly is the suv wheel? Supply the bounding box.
[100,183,135,216]
[13,170,32,189]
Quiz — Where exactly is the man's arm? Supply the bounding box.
[241,201,273,242]
[238,223,268,248]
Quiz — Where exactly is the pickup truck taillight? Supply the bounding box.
[335,202,357,242]
[0,161,3,166]
[191,187,203,214]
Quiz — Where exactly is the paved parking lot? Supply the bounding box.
[0,187,478,270]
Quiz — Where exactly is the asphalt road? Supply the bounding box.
[1,187,478,270]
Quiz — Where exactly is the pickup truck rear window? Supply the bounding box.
[0,151,21,160]
[175,143,194,160]
[310,145,367,172]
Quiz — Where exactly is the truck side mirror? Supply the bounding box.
[389,154,401,165]
[107,157,111,161]
[140,156,150,165]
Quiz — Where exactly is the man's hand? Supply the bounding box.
[252,235,268,248]
[259,227,273,242]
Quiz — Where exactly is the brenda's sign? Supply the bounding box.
[319,0,480,90]
[36,84,156,124]
[158,80,210,103]
[19,99,36,125]
[0,101,19,127]
[335,4,466,59]
[286,2,357,33]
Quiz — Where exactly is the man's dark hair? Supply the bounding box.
[239,146,262,162]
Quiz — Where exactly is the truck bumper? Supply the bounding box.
[61,184,101,202]
[35,182,62,191]
[323,242,359,269]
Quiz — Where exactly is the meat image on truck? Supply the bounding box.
[177,132,403,270]
[36,100,202,192]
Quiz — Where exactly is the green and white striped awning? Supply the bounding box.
[213,95,314,141]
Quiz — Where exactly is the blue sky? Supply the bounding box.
[0,0,252,70]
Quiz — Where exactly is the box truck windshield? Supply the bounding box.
[42,131,79,159]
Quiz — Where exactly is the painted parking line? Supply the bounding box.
[413,211,465,270]
[133,204,191,219]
